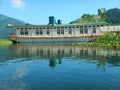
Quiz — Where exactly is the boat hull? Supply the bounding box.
[10,37,93,43]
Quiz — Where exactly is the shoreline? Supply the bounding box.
[73,42,120,49]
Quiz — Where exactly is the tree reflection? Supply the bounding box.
[49,56,57,67]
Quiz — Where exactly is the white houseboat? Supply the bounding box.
[7,16,120,43]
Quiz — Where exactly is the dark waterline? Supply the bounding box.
[0,43,120,90]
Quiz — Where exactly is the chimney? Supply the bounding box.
[48,16,57,25]
[58,20,62,25]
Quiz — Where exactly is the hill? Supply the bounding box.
[69,14,103,24]
[106,8,120,24]
[0,14,26,38]
[70,8,120,24]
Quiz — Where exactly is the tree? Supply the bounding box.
[98,9,102,16]
[97,8,106,21]
[106,8,120,24]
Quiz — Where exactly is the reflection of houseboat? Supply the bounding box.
[7,16,120,43]
[9,44,120,59]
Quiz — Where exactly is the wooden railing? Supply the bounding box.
[8,34,17,38]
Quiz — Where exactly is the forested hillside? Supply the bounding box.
[70,8,120,24]
[0,14,26,38]
[106,8,120,24]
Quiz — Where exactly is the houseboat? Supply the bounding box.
[7,16,120,43]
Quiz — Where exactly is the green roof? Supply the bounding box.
[11,22,108,27]
[55,22,108,26]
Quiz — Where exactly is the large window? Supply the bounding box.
[47,30,50,35]
[57,28,60,35]
[69,29,72,34]
[80,27,83,34]
[36,30,39,35]
[61,28,64,34]
[20,29,28,35]
[20,30,24,35]
[40,30,43,35]
[93,27,96,33]
[25,30,28,35]
[84,27,88,34]
[36,30,43,35]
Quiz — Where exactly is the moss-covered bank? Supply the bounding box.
[73,32,120,49]
[0,39,12,45]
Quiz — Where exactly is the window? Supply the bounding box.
[47,30,50,35]
[57,27,60,29]
[80,27,83,34]
[25,30,28,35]
[93,27,96,33]
[20,30,24,35]
[36,30,39,35]
[40,30,43,35]
[57,28,60,35]
[69,29,72,34]
[20,30,28,35]
[76,26,79,28]
[61,28,64,34]
[97,25,99,27]
[36,30,43,35]
[84,27,88,34]
[21,28,23,30]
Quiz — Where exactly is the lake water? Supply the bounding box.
[0,43,120,90]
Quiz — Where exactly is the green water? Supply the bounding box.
[0,44,120,90]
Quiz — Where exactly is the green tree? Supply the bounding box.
[97,8,106,21]
[96,32,115,43]
[98,9,102,16]
[106,8,120,24]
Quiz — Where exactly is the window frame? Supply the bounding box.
[93,27,96,33]
[69,29,72,34]
[80,27,83,34]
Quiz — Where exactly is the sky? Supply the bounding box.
[0,0,120,25]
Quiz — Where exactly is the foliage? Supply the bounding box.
[98,8,106,21]
[0,39,12,45]
[69,8,106,24]
[69,14,102,24]
[74,32,120,49]
[92,32,120,49]
[96,32,115,43]
[70,8,120,24]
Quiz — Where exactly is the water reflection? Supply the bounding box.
[0,44,120,90]
[0,44,120,68]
